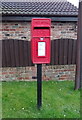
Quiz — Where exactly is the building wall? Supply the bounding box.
[1,21,77,81]
[1,65,76,81]
[51,22,77,40]
[2,21,77,40]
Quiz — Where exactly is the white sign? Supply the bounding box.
[38,42,45,56]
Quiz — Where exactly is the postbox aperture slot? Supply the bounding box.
[34,27,49,29]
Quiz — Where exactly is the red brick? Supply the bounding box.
[0,72,2,75]
[3,29,9,31]
[67,69,75,71]
[59,78,67,80]
[55,70,61,72]
[61,75,69,77]
[64,69,74,71]
[19,27,25,28]
[9,72,16,74]
[2,72,8,75]
[24,77,29,79]
[18,77,29,80]
[9,29,16,31]
[63,70,68,71]
[18,77,24,80]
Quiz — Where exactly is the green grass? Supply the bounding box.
[0,82,2,119]
[2,81,80,118]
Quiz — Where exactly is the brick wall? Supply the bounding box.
[1,65,76,81]
[2,21,77,40]
[51,22,77,40]
[2,22,31,40]
[1,21,77,81]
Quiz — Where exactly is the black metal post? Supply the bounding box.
[37,64,42,109]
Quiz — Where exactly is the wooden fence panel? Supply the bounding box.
[19,40,24,67]
[72,40,77,64]
[55,40,59,65]
[51,40,55,65]
[63,39,69,65]
[50,39,77,65]
[2,39,77,67]
[2,39,33,67]
[28,41,32,66]
[68,39,73,64]
[59,39,64,65]
[0,40,2,67]
[23,41,29,66]
[14,40,20,67]
[5,40,11,67]
[9,39,15,67]
[2,40,6,67]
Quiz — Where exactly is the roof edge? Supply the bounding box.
[2,15,78,22]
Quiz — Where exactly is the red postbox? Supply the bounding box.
[31,18,51,64]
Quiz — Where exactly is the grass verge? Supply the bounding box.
[2,80,80,118]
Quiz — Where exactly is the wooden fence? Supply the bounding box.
[2,39,77,67]
[50,39,77,65]
[2,39,33,67]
